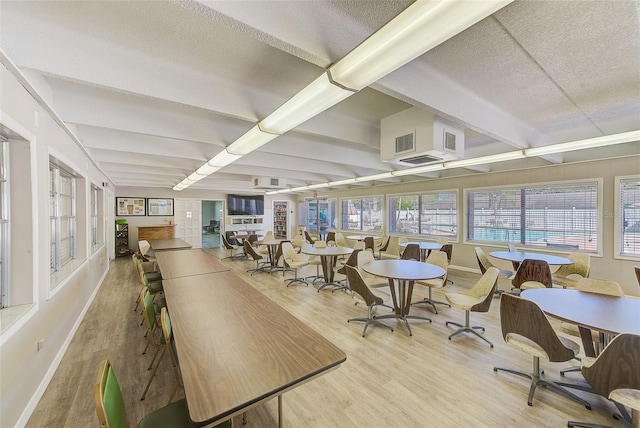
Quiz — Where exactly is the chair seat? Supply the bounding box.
[506,333,580,359]
[559,321,601,342]
[137,398,232,428]
[286,260,308,269]
[148,280,163,294]
[445,292,484,310]
[609,388,640,411]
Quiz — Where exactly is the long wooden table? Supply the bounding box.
[149,238,192,251]
[155,248,229,279]
[163,271,347,427]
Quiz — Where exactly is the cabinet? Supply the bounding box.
[273,201,288,239]
[138,224,176,241]
[115,222,130,257]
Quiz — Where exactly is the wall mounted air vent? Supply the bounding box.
[252,177,287,189]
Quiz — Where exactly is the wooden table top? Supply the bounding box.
[490,251,573,265]
[148,238,192,251]
[362,259,445,281]
[521,288,640,336]
[155,249,229,279]
[301,245,353,257]
[163,271,347,426]
[399,241,443,250]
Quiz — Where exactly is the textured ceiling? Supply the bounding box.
[0,0,638,193]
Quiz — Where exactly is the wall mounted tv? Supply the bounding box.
[227,194,265,216]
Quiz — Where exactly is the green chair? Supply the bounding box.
[94,359,232,428]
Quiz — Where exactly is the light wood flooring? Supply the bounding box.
[27,247,624,427]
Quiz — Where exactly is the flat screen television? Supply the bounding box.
[227,194,264,216]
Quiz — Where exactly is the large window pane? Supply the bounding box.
[388,191,457,238]
[341,197,383,232]
[467,181,598,252]
[620,177,640,257]
[50,162,76,285]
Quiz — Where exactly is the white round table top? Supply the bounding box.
[399,241,443,250]
[301,245,353,257]
[346,235,375,241]
[362,259,445,281]
[256,239,286,246]
[489,251,573,265]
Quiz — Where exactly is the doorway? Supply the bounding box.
[202,200,223,248]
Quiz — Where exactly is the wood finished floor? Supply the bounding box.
[26,247,624,427]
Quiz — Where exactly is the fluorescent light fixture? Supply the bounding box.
[207,149,242,167]
[265,190,277,195]
[307,182,331,189]
[329,178,358,186]
[195,163,220,176]
[290,186,309,192]
[279,188,293,193]
[392,163,445,176]
[524,130,640,157]
[329,0,512,91]
[357,172,394,182]
[259,73,353,134]
[173,184,186,191]
[187,172,206,182]
[444,150,525,169]
[227,125,278,155]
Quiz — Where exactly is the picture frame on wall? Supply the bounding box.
[116,197,146,216]
[147,198,174,216]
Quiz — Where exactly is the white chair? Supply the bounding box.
[357,250,388,289]
[413,251,450,314]
[305,240,326,283]
[379,236,401,260]
[281,241,310,287]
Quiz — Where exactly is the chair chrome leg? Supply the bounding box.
[494,357,592,409]
[445,311,493,347]
[412,288,450,314]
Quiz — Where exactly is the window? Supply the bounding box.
[466,181,599,252]
[618,176,640,258]
[388,191,457,238]
[50,161,77,286]
[0,139,8,308]
[90,184,104,253]
[305,198,336,237]
[340,197,383,232]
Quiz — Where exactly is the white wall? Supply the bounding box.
[0,61,111,427]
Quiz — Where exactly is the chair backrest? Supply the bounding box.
[377,235,390,251]
[357,250,379,280]
[141,289,157,334]
[291,232,303,249]
[475,247,491,274]
[345,265,383,308]
[335,232,349,247]
[499,293,576,362]
[325,231,336,244]
[424,250,448,284]
[353,241,366,251]
[553,252,591,279]
[511,258,552,289]
[400,243,421,261]
[281,241,298,261]
[247,234,259,245]
[636,266,640,289]
[304,231,315,244]
[225,231,238,245]
[363,236,375,252]
[160,307,182,387]
[274,240,291,264]
[581,333,640,397]
[385,236,400,255]
[467,267,500,313]
[508,243,517,252]
[244,240,262,261]
[337,249,361,275]
[263,231,274,241]
[94,359,130,428]
[138,240,151,257]
[221,233,236,250]
[575,277,623,296]
[440,244,453,264]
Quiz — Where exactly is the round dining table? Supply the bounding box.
[301,245,353,292]
[256,238,286,269]
[521,288,640,357]
[490,250,573,265]
[362,259,446,336]
[399,241,443,261]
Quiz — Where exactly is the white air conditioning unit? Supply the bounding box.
[380,107,464,166]
[252,177,287,189]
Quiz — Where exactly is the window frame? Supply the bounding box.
[464,179,603,255]
[90,183,105,254]
[386,189,458,240]
[615,175,640,260]
[0,138,8,308]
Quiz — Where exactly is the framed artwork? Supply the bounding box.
[116,197,146,216]
[147,198,174,216]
